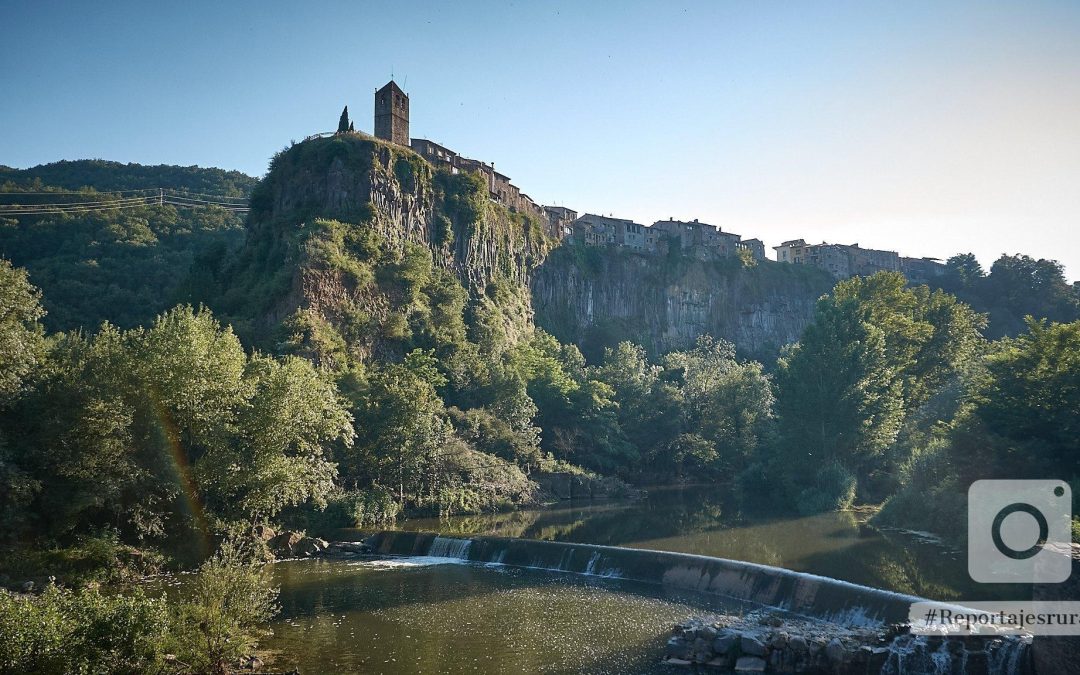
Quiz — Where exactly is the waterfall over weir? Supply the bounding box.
[363,531,1035,674]
[426,536,472,559]
[366,530,922,626]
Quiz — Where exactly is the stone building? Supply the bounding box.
[374,80,409,146]
[651,218,741,259]
[774,239,901,279]
[900,256,947,282]
[571,214,631,246]
[773,239,809,264]
[847,244,900,276]
[543,206,577,239]
[738,238,766,261]
[410,137,544,218]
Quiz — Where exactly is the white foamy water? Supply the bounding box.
[350,555,470,569]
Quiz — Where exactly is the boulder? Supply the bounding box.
[252,524,277,541]
[825,637,847,664]
[734,655,767,672]
[788,635,809,654]
[741,634,767,657]
[268,531,303,557]
[295,537,324,557]
[666,636,692,660]
[714,630,739,655]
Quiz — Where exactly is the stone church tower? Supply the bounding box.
[374,80,409,146]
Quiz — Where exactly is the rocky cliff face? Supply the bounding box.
[225,133,830,364]
[531,247,834,361]
[247,135,546,293]
[216,134,550,363]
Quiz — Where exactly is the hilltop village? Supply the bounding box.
[356,80,947,283]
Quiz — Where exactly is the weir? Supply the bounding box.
[365,530,924,626]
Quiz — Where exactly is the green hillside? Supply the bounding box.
[0,161,256,331]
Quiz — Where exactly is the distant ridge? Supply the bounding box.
[0,159,257,198]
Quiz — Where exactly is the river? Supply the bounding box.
[262,485,1024,673]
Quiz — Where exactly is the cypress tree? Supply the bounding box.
[337,106,350,133]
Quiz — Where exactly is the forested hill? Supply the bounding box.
[0,159,257,196]
[0,161,255,332]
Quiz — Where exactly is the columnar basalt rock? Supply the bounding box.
[531,246,835,360]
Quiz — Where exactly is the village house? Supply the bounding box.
[651,218,742,259]
[570,214,625,246]
[543,206,577,239]
[773,239,902,279]
[737,238,766,261]
[900,256,947,282]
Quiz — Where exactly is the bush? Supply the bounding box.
[796,461,857,515]
[285,486,401,532]
[0,533,166,588]
[0,584,171,674]
[169,540,278,674]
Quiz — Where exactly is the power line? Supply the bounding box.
[0,197,249,216]
[0,188,251,216]
[0,188,249,200]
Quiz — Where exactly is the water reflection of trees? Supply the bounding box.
[389,486,987,597]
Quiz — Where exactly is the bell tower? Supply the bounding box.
[374,80,409,146]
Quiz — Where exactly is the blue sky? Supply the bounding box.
[3,1,1079,279]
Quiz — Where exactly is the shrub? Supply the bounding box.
[0,584,171,674]
[169,540,279,674]
[796,461,857,515]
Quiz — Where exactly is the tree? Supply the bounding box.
[975,318,1080,480]
[343,349,452,505]
[772,284,906,505]
[944,253,984,289]
[0,259,45,405]
[662,336,775,477]
[337,106,350,133]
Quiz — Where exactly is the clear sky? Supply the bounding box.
[2,1,1079,279]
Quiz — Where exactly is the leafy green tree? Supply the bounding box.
[198,355,354,521]
[944,253,984,289]
[770,272,985,510]
[773,284,905,503]
[0,259,45,405]
[513,330,632,473]
[344,349,453,504]
[337,106,350,133]
[975,318,1080,480]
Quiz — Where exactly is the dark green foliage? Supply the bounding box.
[0,584,172,675]
[2,306,351,550]
[170,540,278,674]
[0,259,45,405]
[0,160,256,197]
[0,539,278,675]
[766,272,984,511]
[936,252,1079,338]
[0,177,247,332]
[337,105,350,133]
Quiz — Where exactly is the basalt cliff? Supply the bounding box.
[213,133,830,363]
[531,247,833,361]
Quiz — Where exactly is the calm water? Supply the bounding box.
[372,485,998,601]
[263,557,738,674]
